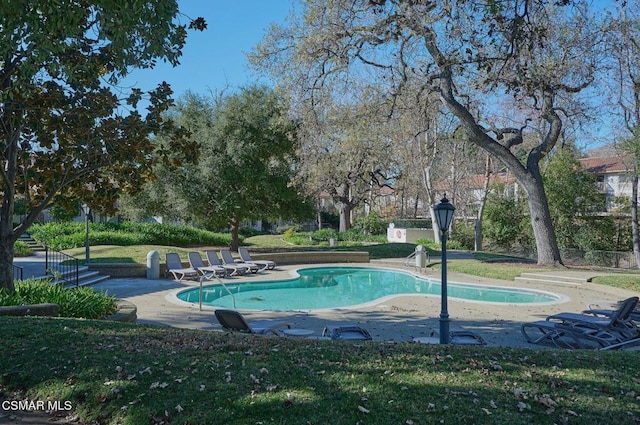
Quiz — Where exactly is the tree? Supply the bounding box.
[295,95,398,232]
[0,1,205,290]
[544,148,603,248]
[251,0,606,266]
[483,188,529,250]
[602,1,640,268]
[159,87,314,250]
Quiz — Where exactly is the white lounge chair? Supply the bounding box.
[214,309,290,335]
[165,253,198,281]
[220,249,260,273]
[187,251,227,278]
[238,247,275,270]
[205,250,249,276]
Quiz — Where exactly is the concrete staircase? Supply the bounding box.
[514,272,590,287]
[18,233,45,252]
[20,232,111,287]
[54,266,111,288]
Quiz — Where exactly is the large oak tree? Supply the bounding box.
[0,1,205,290]
[251,0,606,266]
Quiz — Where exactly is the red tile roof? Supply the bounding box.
[579,154,634,174]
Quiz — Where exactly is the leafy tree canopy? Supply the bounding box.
[0,0,205,289]
[142,87,314,250]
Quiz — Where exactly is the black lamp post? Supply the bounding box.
[433,195,455,344]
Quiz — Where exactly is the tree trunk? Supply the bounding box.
[230,216,240,252]
[632,169,640,269]
[523,175,563,266]
[338,203,352,232]
[475,155,492,251]
[0,237,15,292]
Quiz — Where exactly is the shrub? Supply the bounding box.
[276,224,302,234]
[451,224,475,250]
[312,228,338,242]
[283,228,297,242]
[0,279,117,319]
[352,213,387,235]
[238,226,263,238]
[14,240,32,257]
[483,194,527,249]
[29,222,235,250]
[283,229,317,245]
[415,238,441,251]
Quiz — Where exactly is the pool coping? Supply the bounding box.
[166,264,569,312]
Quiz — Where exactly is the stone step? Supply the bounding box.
[74,272,111,288]
[18,234,46,251]
[515,272,587,287]
[36,268,110,288]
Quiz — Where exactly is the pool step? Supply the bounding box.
[514,272,587,287]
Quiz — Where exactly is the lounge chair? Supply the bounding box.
[187,251,227,278]
[583,299,640,323]
[165,253,198,281]
[214,309,290,335]
[220,249,260,273]
[322,325,372,340]
[205,250,249,276]
[521,296,640,349]
[238,247,276,270]
[413,330,486,346]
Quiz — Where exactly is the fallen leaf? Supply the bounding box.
[538,394,556,408]
[358,405,370,414]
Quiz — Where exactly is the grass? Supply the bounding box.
[429,259,555,281]
[62,239,420,263]
[591,274,640,291]
[1,316,639,425]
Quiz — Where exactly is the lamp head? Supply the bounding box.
[434,195,455,233]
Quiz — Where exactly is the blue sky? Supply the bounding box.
[123,1,295,101]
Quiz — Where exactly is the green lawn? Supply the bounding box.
[63,239,419,263]
[1,316,639,425]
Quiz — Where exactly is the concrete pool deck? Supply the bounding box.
[88,260,639,348]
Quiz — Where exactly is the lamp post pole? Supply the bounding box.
[439,227,450,344]
[83,205,90,266]
[433,196,455,345]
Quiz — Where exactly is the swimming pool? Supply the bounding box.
[176,266,562,310]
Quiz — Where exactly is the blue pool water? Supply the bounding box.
[176,266,561,311]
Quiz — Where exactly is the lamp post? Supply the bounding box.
[433,195,455,344]
[81,204,91,265]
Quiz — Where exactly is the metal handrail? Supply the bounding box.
[45,246,81,287]
[402,250,417,267]
[199,273,236,310]
[12,264,23,281]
